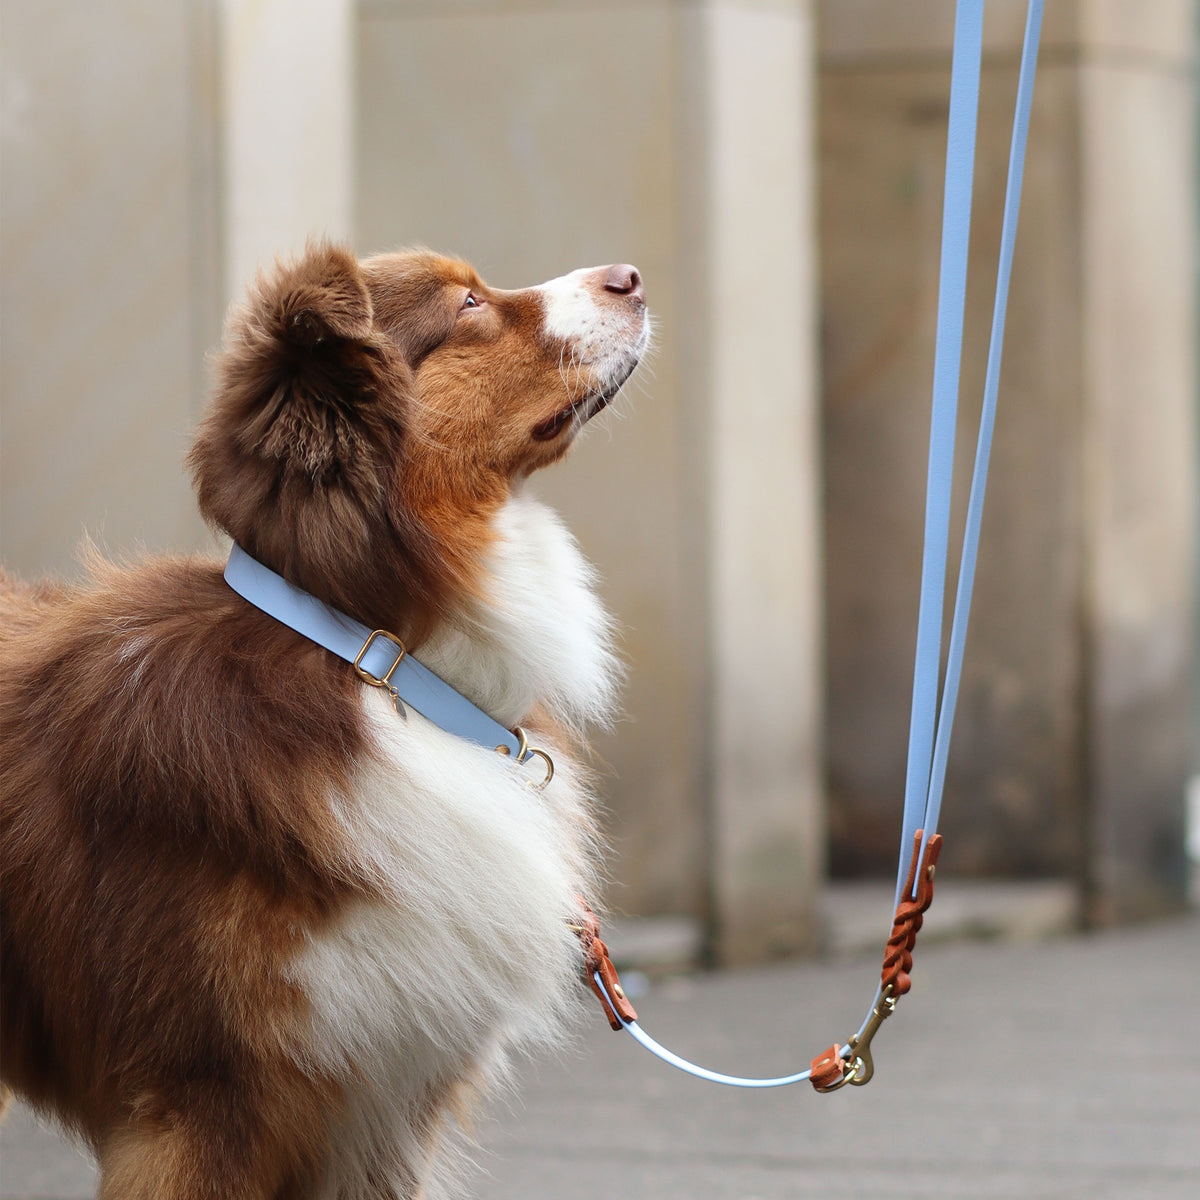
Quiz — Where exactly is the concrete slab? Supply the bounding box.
[3,913,1197,1198]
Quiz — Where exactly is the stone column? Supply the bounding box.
[818,0,1196,920]
[687,0,824,963]
[356,0,824,963]
[1077,1,1197,920]
[218,0,355,303]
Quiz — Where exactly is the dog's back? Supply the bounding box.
[0,566,68,636]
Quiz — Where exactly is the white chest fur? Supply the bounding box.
[416,489,621,734]
[288,492,619,1195]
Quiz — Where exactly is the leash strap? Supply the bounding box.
[223,543,530,761]
[593,0,1043,1090]
[897,0,985,905]
[915,0,1043,863]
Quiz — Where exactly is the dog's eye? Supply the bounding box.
[460,291,480,311]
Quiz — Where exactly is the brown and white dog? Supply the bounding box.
[0,243,649,1198]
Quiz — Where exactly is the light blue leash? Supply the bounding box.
[598,0,1044,1089]
[916,0,1044,870]
[897,0,985,908]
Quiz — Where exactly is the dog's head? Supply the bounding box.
[189,243,649,639]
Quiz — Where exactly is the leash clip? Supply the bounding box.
[811,984,897,1092]
[844,984,897,1087]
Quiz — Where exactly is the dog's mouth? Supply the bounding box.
[531,392,611,442]
[532,364,636,442]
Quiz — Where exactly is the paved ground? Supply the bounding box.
[3,910,1198,1199]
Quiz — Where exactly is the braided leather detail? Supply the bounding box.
[880,831,943,996]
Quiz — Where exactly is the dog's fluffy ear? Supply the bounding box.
[272,241,375,348]
[226,242,397,482]
[189,242,412,579]
[192,240,406,488]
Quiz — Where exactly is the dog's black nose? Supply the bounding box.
[604,264,644,304]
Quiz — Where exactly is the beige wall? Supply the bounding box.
[699,1,824,962]
[219,0,355,300]
[1,0,220,577]
[1077,2,1197,919]
[0,0,357,574]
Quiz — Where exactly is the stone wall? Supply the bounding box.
[818,0,1196,919]
[1,0,1193,956]
[1,0,220,577]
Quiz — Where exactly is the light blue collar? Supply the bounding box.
[223,543,531,762]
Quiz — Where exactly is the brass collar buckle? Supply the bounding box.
[353,629,407,715]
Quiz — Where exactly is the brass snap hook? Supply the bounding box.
[846,985,897,1088]
[811,984,896,1094]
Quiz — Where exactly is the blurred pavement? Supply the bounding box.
[3,911,1198,1199]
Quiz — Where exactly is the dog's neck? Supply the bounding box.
[415,490,621,736]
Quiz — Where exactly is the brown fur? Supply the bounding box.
[0,242,646,1197]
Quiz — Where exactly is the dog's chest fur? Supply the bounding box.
[289,491,618,1194]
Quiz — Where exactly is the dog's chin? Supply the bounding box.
[532,357,641,444]
[531,392,613,443]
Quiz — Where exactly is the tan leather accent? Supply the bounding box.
[572,898,638,1030]
[880,830,943,996]
[809,1043,846,1091]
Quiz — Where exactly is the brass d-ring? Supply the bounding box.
[496,727,554,791]
[524,746,555,791]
